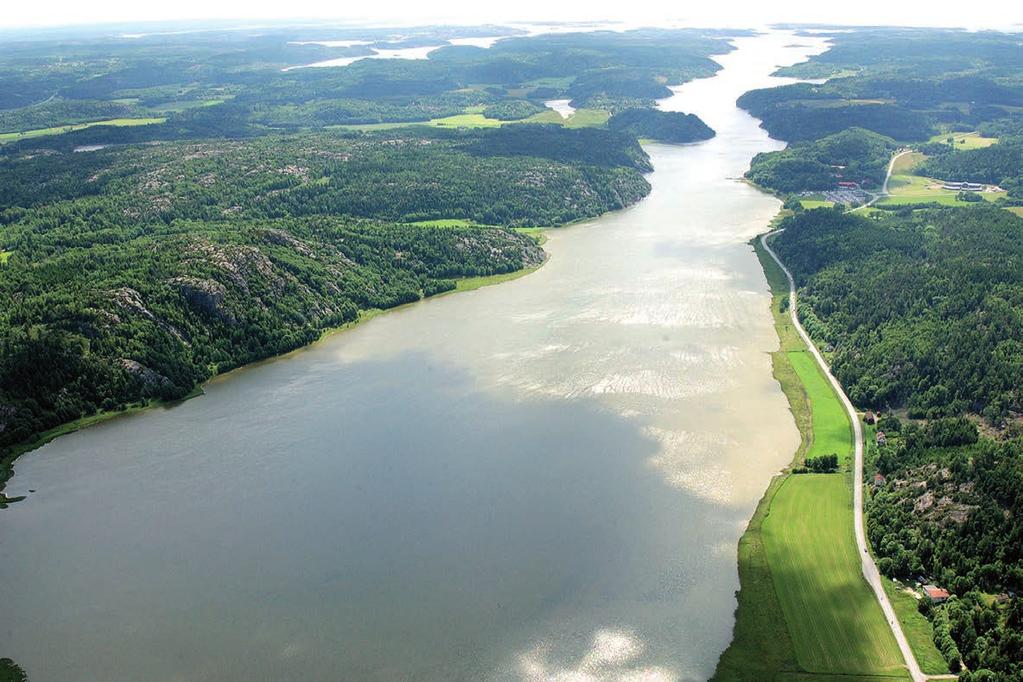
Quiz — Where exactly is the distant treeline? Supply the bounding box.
[607,108,715,143]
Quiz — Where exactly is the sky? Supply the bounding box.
[2,0,1023,31]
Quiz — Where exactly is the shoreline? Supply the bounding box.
[711,227,810,680]
[0,252,549,504]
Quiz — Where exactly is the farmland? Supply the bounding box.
[879,172,1006,206]
[334,105,610,131]
[927,130,999,150]
[0,117,165,144]
[763,473,907,676]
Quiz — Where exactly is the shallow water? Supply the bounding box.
[543,99,576,118]
[0,31,825,681]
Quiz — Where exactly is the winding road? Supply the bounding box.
[849,148,913,212]
[760,229,928,682]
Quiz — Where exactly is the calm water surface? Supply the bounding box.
[0,32,825,681]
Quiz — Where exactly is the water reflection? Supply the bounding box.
[0,31,827,682]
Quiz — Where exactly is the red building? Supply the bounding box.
[923,585,950,604]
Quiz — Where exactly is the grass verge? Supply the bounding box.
[881,579,949,675]
[0,117,166,144]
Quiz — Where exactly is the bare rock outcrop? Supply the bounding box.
[119,359,173,393]
[170,277,234,323]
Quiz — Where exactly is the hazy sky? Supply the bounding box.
[3,0,1023,30]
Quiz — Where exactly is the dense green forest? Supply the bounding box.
[740,27,1023,207]
[867,415,1023,677]
[741,29,1023,145]
[0,126,653,236]
[746,127,897,192]
[0,217,542,452]
[606,107,715,143]
[773,207,1023,421]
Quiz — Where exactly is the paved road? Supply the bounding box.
[849,149,912,212]
[882,150,913,195]
[760,230,928,682]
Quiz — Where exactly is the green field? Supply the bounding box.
[0,117,166,144]
[0,251,11,264]
[879,172,1006,206]
[927,130,998,150]
[890,151,925,175]
[881,579,949,675]
[336,106,610,132]
[788,350,854,465]
[763,474,907,676]
[712,234,909,680]
[559,108,611,127]
[1007,207,1023,217]
[797,194,835,210]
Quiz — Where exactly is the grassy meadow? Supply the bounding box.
[0,117,166,144]
[763,473,907,676]
[927,130,998,150]
[880,172,1006,206]
[335,105,610,132]
[787,350,853,464]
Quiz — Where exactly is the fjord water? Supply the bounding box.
[0,33,825,681]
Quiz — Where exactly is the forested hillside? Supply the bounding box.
[0,218,542,454]
[606,108,715,143]
[746,127,897,192]
[740,28,1023,204]
[867,416,1023,678]
[748,29,1023,143]
[773,207,1023,421]
[0,127,652,235]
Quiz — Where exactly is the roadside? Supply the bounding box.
[760,229,927,682]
